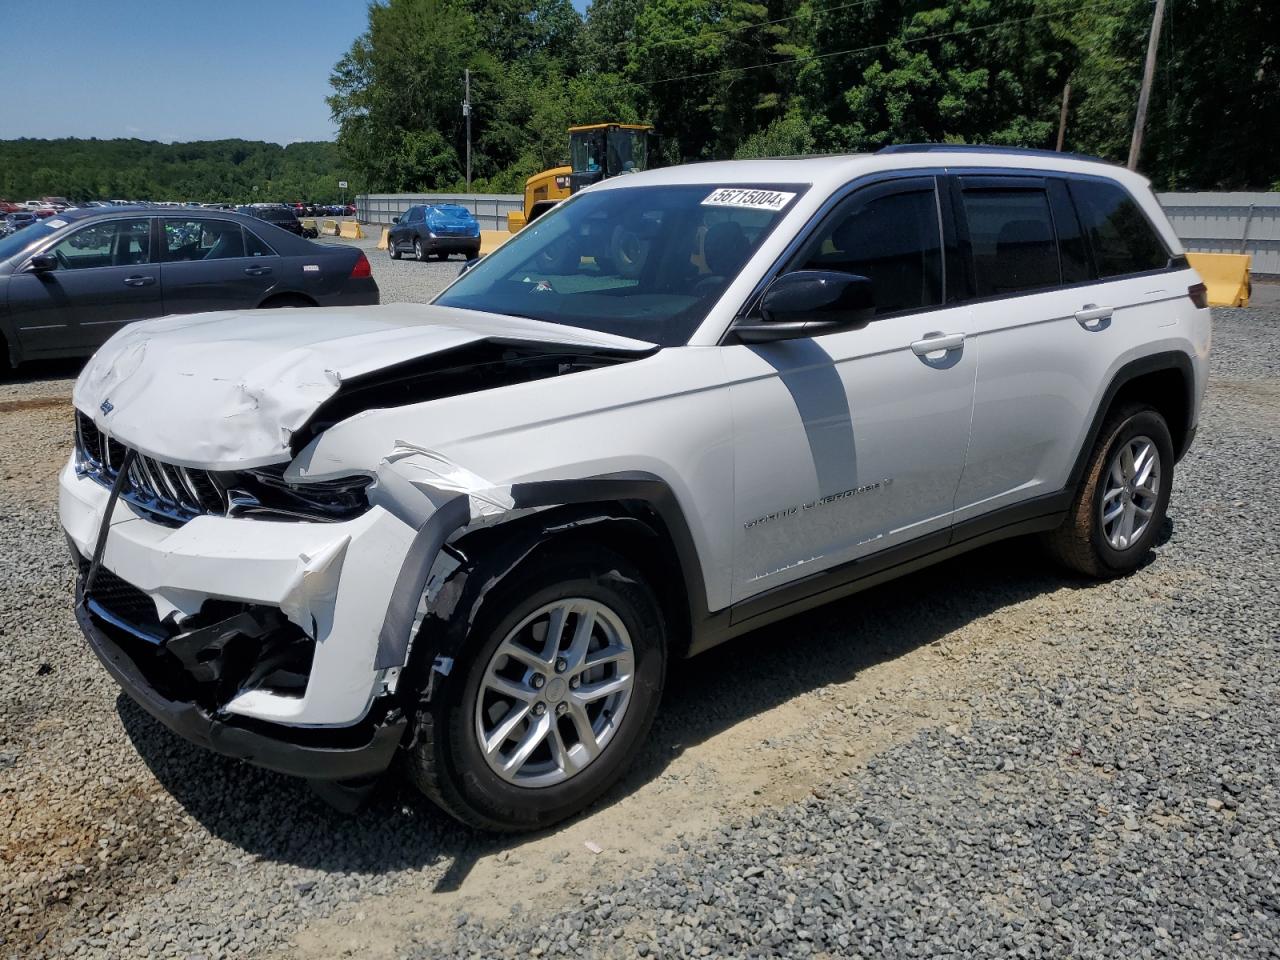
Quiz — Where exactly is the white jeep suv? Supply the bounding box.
[61,146,1211,830]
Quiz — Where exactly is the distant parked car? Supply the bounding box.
[388,203,481,261]
[0,200,22,214]
[2,212,38,236]
[0,207,378,368]
[237,204,305,237]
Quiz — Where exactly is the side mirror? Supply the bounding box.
[28,252,58,272]
[734,271,875,343]
[459,256,483,276]
[392,216,400,224]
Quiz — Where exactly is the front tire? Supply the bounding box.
[1046,404,1174,577]
[406,549,667,832]
[389,239,401,260]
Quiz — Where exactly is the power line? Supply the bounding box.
[618,0,1127,91]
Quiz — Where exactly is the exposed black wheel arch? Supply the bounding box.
[384,476,709,722]
[258,292,318,309]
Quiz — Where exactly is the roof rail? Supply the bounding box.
[877,143,1112,165]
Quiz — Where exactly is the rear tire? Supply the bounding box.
[414,239,426,261]
[1045,404,1174,578]
[405,548,667,832]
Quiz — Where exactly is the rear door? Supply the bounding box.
[950,172,1177,522]
[5,216,160,355]
[158,217,279,314]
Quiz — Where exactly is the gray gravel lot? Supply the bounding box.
[0,285,1276,959]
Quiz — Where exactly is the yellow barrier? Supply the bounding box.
[377,226,390,250]
[339,220,365,240]
[480,230,510,256]
[1186,252,1251,307]
[320,219,339,236]
[300,218,316,231]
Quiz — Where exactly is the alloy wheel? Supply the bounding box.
[475,598,635,788]
[1100,435,1161,550]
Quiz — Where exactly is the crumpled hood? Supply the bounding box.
[73,303,655,470]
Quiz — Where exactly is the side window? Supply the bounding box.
[408,207,423,224]
[1070,178,1168,277]
[795,185,943,315]
[244,228,277,258]
[961,187,1060,296]
[51,218,150,269]
[162,219,246,262]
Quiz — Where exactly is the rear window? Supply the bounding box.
[961,187,1061,296]
[258,207,297,222]
[1069,179,1168,277]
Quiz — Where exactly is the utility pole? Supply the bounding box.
[463,68,472,192]
[1127,0,1166,170]
[1055,80,1071,152]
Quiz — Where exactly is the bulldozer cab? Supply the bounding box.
[568,124,656,194]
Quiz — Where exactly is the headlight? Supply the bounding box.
[226,467,372,522]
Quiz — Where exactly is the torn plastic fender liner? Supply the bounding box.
[369,444,515,671]
[373,470,715,677]
[407,512,663,708]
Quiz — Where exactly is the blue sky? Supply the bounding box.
[0,0,587,144]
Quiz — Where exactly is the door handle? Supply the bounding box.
[123,275,155,287]
[244,266,272,277]
[1075,304,1113,330]
[910,332,965,356]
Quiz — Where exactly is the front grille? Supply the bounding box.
[90,564,159,626]
[77,556,168,642]
[76,411,225,525]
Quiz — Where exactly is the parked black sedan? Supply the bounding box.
[0,207,377,368]
[236,204,305,237]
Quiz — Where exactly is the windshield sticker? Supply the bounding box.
[303,264,319,272]
[46,218,68,229]
[702,189,796,212]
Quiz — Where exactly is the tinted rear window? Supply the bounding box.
[961,187,1061,296]
[1070,179,1168,277]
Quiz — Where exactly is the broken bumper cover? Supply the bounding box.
[74,577,407,779]
[59,458,419,727]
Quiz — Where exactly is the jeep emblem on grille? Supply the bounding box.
[100,399,114,415]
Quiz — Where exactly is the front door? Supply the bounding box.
[6,217,159,355]
[724,176,976,609]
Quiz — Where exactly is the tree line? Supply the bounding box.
[328,0,1278,194]
[0,139,351,204]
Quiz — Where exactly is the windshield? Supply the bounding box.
[0,221,58,264]
[435,183,805,346]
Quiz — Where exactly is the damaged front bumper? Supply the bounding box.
[60,455,424,779]
[74,574,407,779]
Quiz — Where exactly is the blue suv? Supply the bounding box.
[388,203,481,262]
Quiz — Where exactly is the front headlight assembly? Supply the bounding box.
[226,466,373,523]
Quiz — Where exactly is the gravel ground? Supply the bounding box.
[0,291,1276,959]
